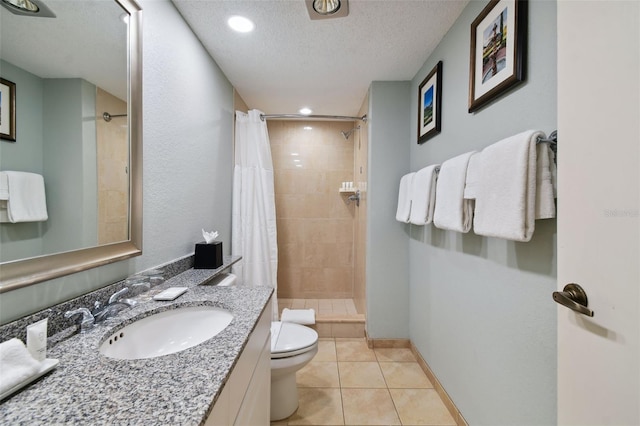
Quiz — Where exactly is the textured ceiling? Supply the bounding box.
[172,0,469,116]
[0,0,128,100]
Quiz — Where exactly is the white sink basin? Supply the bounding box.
[99,305,233,360]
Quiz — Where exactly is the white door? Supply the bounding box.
[557,1,639,424]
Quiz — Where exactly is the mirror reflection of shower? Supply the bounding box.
[341,125,360,140]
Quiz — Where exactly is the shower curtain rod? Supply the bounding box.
[260,113,368,122]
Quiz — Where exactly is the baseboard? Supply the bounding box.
[410,342,468,426]
[366,337,468,426]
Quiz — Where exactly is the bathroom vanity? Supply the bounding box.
[0,266,273,425]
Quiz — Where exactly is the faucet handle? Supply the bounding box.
[64,308,95,333]
[108,287,129,305]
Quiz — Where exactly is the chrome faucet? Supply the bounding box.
[64,308,95,333]
[92,288,137,323]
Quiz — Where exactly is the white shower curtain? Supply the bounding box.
[232,109,279,320]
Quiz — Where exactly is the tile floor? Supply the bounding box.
[271,337,457,426]
[278,299,363,319]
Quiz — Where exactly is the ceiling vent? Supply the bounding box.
[305,0,349,20]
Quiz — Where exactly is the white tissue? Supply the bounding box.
[202,229,219,244]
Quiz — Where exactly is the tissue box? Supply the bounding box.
[194,241,223,269]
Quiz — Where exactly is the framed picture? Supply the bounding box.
[0,78,16,141]
[468,0,527,113]
[418,60,442,144]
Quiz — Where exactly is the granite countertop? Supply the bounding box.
[0,269,273,425]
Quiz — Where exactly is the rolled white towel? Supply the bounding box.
[0,338,42,394]
[395,172,415,223]
[280,308,315,325]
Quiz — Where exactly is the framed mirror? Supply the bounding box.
[0,0,142,292]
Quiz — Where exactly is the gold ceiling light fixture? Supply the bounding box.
[305,0,349,20]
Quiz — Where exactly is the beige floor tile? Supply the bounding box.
[305,299,319,311]
[332,323,364,338]
[331,299,347,314]
[379,362,433,389]
[389,388,456,425]
[374,348,417,362]
[315,323,333,338]
[292,299,306,309]
[271,421,289,426]
[319,299,333,311]
[287,388,345,425]
[345,300,358,315]
[338,362,386,388]
[341,388,401,425]
[336,339,377,361]
[314,340,338,362]
[297,361,340,388]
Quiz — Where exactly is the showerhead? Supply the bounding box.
[340,125,360,140]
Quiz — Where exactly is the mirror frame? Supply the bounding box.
[0,0,143,293]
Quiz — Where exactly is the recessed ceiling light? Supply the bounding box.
[299,107,312,115]
[303,126,313,130]
[227,15,254,33]
[291,152,299,156]
[0,0,56,17]
[313,0,340,15]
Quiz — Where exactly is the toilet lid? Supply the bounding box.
[271,321,318,357]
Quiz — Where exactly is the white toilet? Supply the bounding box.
[270,321,318,421]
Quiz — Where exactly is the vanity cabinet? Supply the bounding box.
[205,298,272,425]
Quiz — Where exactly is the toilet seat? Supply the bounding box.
[271,321,318,359]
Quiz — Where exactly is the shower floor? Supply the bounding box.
[277,298,365,338]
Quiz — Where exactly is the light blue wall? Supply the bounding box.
[407,1,557,425]
[366,81,411,338]
[42,78,97,255]
[0,0,234,324]
[0,64,98,261]
[0,60,45,261]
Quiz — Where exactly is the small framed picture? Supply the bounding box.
[418,60,442,144]
[468,0,527,113]
[0,78,16,141]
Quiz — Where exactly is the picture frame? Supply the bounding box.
[0,78,16,141]
[418,60,442,144]
[468,0,527,113]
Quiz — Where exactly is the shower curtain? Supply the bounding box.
[232,109,279,320]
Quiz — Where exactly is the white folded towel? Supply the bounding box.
[473,130,543,242]
[0,338,42,394]
[463,152,481,200]
[0,172,8,200]
[409,165,439,225]
[433,151,477,233]
[0,172,9,223]
[395,172,415,223]
[1,171,48,223]
[535,143,556,219]
[280,308,315,325]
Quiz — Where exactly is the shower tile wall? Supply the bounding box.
[269,121,356,299]
[96,88,129,245]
